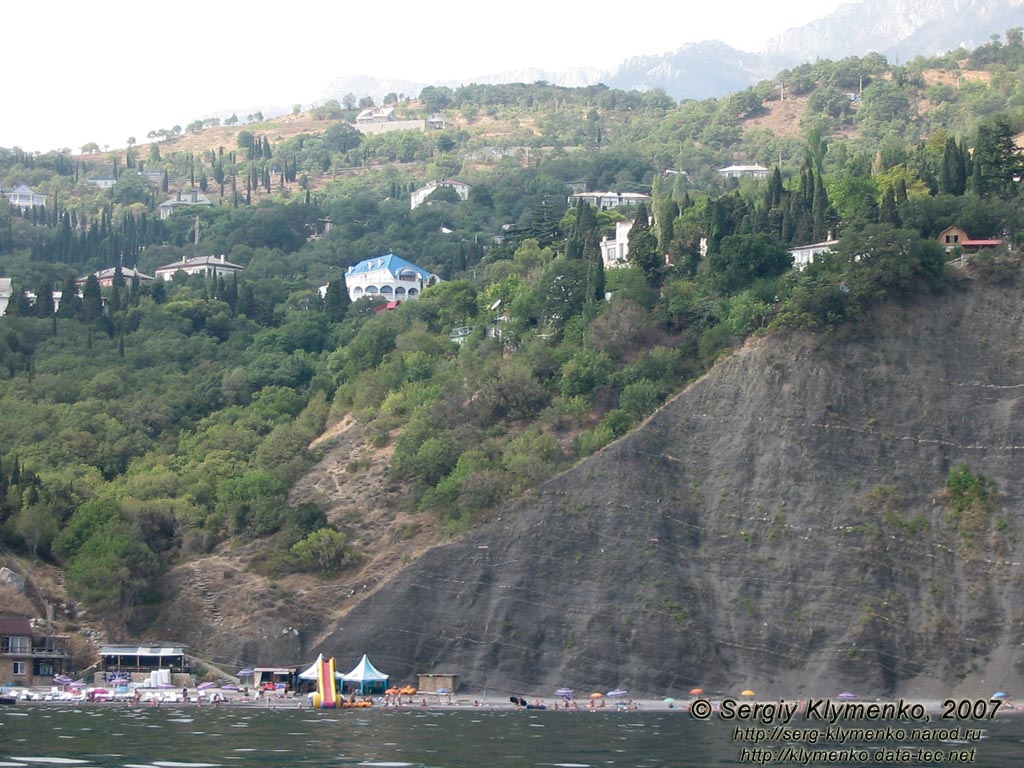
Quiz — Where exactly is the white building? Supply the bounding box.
[2,185,46,209]
[410,179,472,209]
[0,278,12,316]
[599,220,635,268]
[789,239,839,270]
[77,267,155,287]
[345,253,441,302]
[158,193,213,220]
[717,164,770,179]
[568,191,651,210]
[154,254,244,281]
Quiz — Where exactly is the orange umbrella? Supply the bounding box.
[589,692,604,699]
[689,688,704,695]
[741,690,756,697]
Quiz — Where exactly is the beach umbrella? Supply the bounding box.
[664,697,676,707]
[837,692,857,699]
[53,675,74,686]
[689,688,704,695]
[197,681,217,690]
[741,690,756,697]
[992,691,1008,699]
[237,668,254,676]
[436,688,452,695]
[589,692,604,699]
[556,687,574,699]
[607,689,629,698]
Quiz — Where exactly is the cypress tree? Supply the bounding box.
[323,277,351,323]
[628,203,662,286]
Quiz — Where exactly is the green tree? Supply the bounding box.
[65,527,158,636]
[323,277,351,322]
[969,115,1021,198]
[706,234,791,294]
[290,528,357,572]
[628,203,661,286]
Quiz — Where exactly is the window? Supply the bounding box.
[2,636,30,653]
[12,661,26,676]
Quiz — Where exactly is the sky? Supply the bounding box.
[1,0,849,154]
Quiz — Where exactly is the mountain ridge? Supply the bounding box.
[315,0,1023,105]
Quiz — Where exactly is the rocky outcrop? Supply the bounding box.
[316,280,1024,698]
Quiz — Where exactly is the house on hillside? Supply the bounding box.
[0,278,12,316]
[600,219,635,268]
[568,191,651,210]
[789,238,839,270]
[0,616,71,686]
[158,193,213,220]
[154,254,244,281]
[938,226,1002,253]
[345,253,441,302]
[410,179,472,209]
[717,164,770,179]
[77,267,155,287]
[2,185,46,209]
[356,107,395,125]
[426,114,448,130]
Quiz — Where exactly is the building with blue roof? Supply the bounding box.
[345,253,442,303]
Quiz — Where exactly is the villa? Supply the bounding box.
[345,253,441,302]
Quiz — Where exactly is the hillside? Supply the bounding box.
[1,36,1023,695]
[303,274,1024,698]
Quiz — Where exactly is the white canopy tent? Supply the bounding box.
[298,653,341,682]
[340,654,389,694]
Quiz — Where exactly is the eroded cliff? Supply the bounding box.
[314,278,1024,698]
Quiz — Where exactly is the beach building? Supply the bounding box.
[417,672,460,694]
[98,643,190,679]
[345,253,441,303]
[0,616,71,686]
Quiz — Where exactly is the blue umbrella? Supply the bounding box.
[992,691,1008,699]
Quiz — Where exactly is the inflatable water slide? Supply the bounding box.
[312,655,338,708]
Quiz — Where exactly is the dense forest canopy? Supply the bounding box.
[0,33,1022,637]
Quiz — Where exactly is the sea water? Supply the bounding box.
[1,705,1022,767]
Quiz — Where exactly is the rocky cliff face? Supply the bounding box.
[315,279,1024,699]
